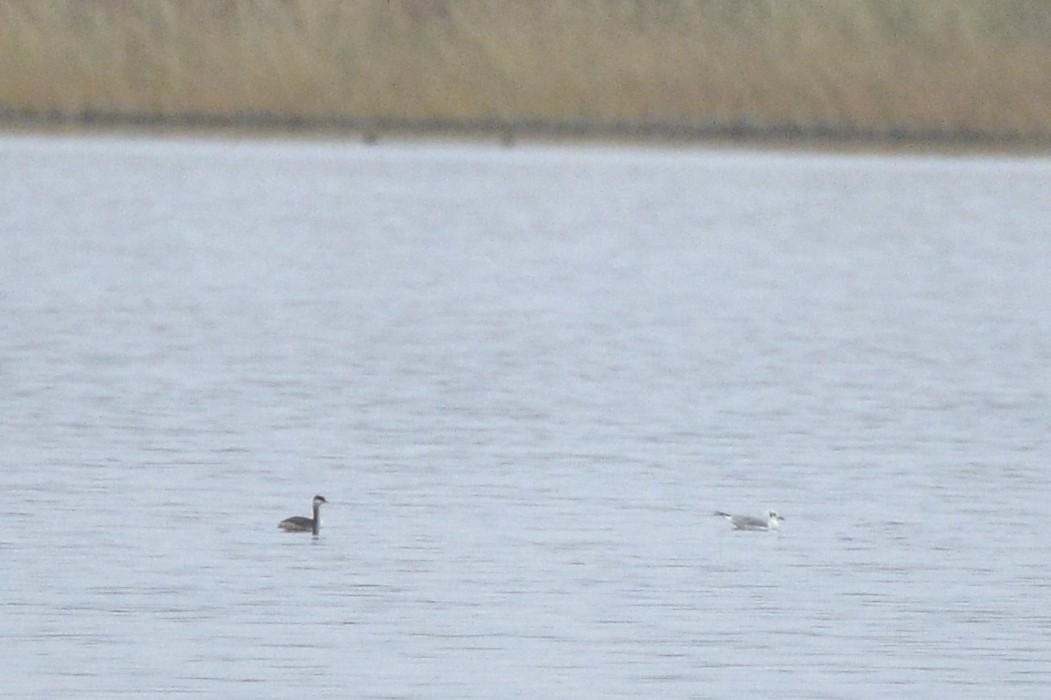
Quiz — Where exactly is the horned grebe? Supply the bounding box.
[715,510,784,531]
[279,495,327,535]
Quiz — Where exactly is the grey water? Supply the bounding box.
[2,133,1050,698]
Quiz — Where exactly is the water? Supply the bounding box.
[2,133,1050,698]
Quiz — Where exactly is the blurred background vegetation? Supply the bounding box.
[2,0,1049,146]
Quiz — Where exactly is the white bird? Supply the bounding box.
[715,510,784,531]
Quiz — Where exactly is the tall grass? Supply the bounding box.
[1,0,1049,144]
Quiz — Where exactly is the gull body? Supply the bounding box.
[715,510,784,531]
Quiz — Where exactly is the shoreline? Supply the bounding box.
[4,110,1049,157]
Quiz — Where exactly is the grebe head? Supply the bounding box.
[313,495,328,508]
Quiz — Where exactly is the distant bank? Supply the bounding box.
[2,0,1049,149]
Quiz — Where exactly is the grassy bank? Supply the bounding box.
[2,0,1050,146]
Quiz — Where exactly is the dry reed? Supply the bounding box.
[1,0,1049,145]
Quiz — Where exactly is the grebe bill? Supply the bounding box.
[279,495,328,535]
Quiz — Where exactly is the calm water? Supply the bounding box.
[2,133,1050,698]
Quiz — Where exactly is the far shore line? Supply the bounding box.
[4,110,1049,156]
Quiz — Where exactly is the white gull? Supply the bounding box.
[715,510,784,531]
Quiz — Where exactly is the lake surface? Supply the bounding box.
[2,133,1050,698]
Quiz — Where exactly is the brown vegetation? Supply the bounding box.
[1,0,1049,145]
